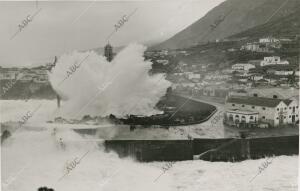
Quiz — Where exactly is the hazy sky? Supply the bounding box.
[0,0,225,67]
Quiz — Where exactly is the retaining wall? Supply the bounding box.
[104,135,299,162]
[104,140,193,162]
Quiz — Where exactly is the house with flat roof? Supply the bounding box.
[232,63,255,72]
[259,37,279,43]
[260,56,289,66]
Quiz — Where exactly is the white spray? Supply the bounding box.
[48,43,171,119]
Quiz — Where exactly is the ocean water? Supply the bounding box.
[0,100,298,191]
[1,127,297,191]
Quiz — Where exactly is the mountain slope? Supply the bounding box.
[228,9,300,39]
[152,0,299,50]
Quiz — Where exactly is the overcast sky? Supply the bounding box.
[0,0,225,67]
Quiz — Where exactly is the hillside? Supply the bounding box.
[152,0,299,50]
[228,9,300,40]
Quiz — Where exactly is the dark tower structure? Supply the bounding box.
[57,94,61,108]
[104,43,114,62]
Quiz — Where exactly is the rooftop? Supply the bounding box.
[227,96,292,107]
[249,87,299,99]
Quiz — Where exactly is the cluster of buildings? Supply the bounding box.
[170,55,298,97]
[170,67,300,128]
[145,49,190,58]
[0,66,49,83]
[0,43,116,84]
[173,76,300,128]
[240,36,294,53]
[169,63,222,91]
[231,56,290,71]
[229,56,299,87]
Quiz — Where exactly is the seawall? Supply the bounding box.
[104,135,299,162]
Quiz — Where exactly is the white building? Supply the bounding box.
[156,59,169,65]
[180,82,196,88]
[224,96,299,127]
[225,109,259,126]
[187,73,201,80]
[204,72,230,80]
[249,74,264,81]
[241,43,260,51]
[287,97,299,124]
[259,37,279,43]
[241,43,271,52]
[232,64,255,71]
[274,70,294,76]
[260,56,289,66]
[227,48,237,52]
[173,72,184,76]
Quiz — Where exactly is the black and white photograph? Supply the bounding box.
[0,0,299,190]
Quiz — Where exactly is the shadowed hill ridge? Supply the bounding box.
[152,0,299,50]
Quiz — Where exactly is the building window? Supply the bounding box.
[232,104,235,106]
[297,106,298,108]
[253,93,258,97]
[252,106,255,109]
[297,115,298,117]
[241,116,246,122]
[250,116,254,120]
[284,116,286,119]
[262,116,265,119]
[276,117,279,119]
[273,95,278,99]
[262,107,266,110]
[242,105,245,107]
[229,114,233,121]
[289,107,291,109]
[289,116,291,118]
[284,107,287,110]
[277,108,279,111]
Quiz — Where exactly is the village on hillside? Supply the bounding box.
[146,35,299,129]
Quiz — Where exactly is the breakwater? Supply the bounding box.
[121,94,216,126]
[104,135,298,162]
